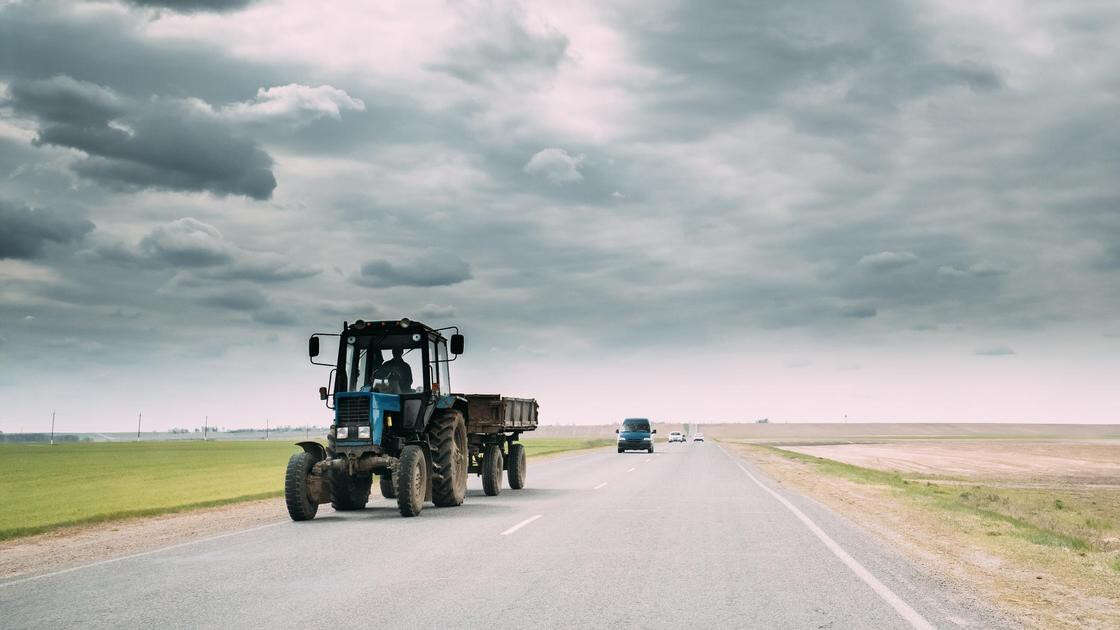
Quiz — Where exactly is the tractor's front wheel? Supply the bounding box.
[481,444,503,496]
[428,409,468,507]
[284,451,319,522]
[329,469,371,511]
[507,443,526,489]
[396,445,427,517]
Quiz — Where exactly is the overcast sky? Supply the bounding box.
[1,0,1118,432]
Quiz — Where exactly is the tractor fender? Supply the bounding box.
[296,441,327,462]
[443,395,471,424]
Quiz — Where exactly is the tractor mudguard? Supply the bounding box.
[296,441,327,462]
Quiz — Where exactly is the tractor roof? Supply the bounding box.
[343,318,444,338]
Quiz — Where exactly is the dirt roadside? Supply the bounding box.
[0,497,287,581]
[727,442,1120,629]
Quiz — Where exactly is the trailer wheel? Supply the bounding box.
[329,470,371,511]
[396,445,426,517]
[507,443,526,489]
[284,451,319,522]
[428,409,468,507]
[481,444,503,496]
[379,473,396,498]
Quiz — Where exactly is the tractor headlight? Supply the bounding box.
[337,426,349,439]
[358,426,370,439]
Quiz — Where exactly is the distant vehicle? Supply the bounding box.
[692,433,704,442]
[668,431,685,443]
[617,418,655,453]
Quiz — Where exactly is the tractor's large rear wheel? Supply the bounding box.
[481,443,503,496]
[284,451,319,522]
[428,409,468,507]
[329,469,371,511]
[396,445,426,517]
[507,442,526,489]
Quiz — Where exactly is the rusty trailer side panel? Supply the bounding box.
[461,394,538,434]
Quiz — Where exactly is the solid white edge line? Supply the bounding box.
[0,521,286,588]
[500,514,543,536]
[594,482,608,490]
[718,445,935,630]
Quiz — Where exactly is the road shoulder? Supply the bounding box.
[724,441,1120,629]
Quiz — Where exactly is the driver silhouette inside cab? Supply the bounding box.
[372,348,413,393]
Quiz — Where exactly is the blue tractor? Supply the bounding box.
[285,318,538,520]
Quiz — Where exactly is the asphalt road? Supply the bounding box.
[1,442,1007,629]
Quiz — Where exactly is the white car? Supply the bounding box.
[692,433,705,442]
[668,431,685,443]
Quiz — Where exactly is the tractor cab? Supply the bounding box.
[308,319,463,459]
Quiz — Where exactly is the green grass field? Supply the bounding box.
[0,437,611,541]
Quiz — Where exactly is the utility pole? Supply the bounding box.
[265,418,269,441]
[204,415,208,441]
[136,412,142,442]
[50,411,56,445]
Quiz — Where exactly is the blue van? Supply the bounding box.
[616,417,656,453]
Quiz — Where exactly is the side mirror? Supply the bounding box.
[615,428,619,433]
[450,334,464,355]
[309,336,320,358]
[319,386,328,401]
[652,429,657,434]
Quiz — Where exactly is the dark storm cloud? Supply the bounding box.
[89,218,319,282]
[0,198,94,259]
[356,257,473,288]
[125,0,258,13]
[5,74,125,125]
[0,1,287,104]
[7,76,276,199]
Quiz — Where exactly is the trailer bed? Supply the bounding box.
[460,394,538,434]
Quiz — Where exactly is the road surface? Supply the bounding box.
[1,442,1007,628]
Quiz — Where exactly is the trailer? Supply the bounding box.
[284,318,539,521]
[460,395,538,495]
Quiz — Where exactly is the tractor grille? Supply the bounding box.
[336,395,370,425]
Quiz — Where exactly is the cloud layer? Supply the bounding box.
[2,0,1119,428]
[7,75,277,199]
[0,199,93,259]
